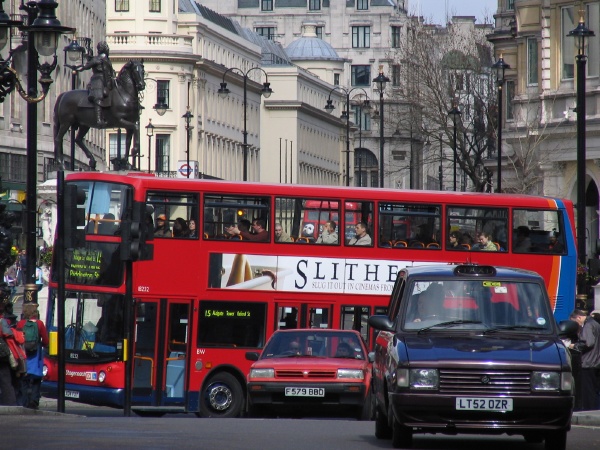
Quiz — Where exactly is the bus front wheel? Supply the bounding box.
[198,372,244,418]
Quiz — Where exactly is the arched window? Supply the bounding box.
[354,148,379,187]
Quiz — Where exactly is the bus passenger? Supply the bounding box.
[227,218,269,242]
[448,230,461,249]
[316,220,338,244]
[548,231,564,253]
[348,222,372,246]
[475,231,497,251]
[513,226,532,252]
[274,223,293,242]
[173,218,190,237]
[188,219,197,238]
[154,214,171,237]
[414,224,434,245]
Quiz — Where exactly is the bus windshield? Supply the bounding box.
[48,290,125,358]
[53,180,130,287]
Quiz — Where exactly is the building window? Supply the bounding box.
[109,133,128,160]
[354,149,377,187]
[309,0,320,11]
[352,105,371,131]
[149,0,160,12]
[527,38,538,86]
[351,65,371,86]
[156,134,171,173]
[157,80,170,109]
[334,73,340,86]
[357,0,368,11]
[256,27,276,40]
[261,0,273,11]
[505,80,515,121]
[587,2,599,77]
[507,0,514,10]
[391,26,401,48]
[561,6,575,80]
[315,26,323,39]
[392,64,401,86]
[115,0,129,11]
[352,26,370,48]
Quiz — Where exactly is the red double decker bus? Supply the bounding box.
[44,172,577,417]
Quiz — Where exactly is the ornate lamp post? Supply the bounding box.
[182,108,193,178]
[353,95,370,187]
[372,66,389,188]
[218,67,272,181]
[324,87,370,187]
[0,0,74,305]
[569,11,595,293]
[447,102,461,192]
[63,37,90,170]
[491,54,510,193]
[145,119,154,173]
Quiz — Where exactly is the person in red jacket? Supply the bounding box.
[16,304,49,409]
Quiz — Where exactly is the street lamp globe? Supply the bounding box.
[218,82,230,98]
[64,38,84,65]
[324,98,335,113]
[261,81,272,98]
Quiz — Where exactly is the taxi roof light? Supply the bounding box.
[454,264,497,277]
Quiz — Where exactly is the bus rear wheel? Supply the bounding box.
[198,372,243,418]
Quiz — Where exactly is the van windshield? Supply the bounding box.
[403,279,553,332]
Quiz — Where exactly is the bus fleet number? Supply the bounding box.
[137,286,150,293]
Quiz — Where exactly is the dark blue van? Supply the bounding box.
[368,264,575,450]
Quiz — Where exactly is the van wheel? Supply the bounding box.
[544,430,567,450]
[198,372,243,418]
[374,404,392,439]
[392,416,412,449]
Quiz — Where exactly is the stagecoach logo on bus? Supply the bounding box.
[66,369,98,381]
[212,253,438,294]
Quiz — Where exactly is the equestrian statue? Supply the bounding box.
[53,42,145,170]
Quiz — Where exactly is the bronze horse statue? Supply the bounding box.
[53,60,146,170]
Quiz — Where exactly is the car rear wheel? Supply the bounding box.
[198,372,243,418]
[392,416,412,449]
[544,430,567,450]
[374,404,392,439]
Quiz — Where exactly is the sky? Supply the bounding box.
[412,0,498,25]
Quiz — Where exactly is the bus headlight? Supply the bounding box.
[250,368,274,379]
[98,371,106,383]
[531,372,560,391]
[409,369,439,389]
[42,365,48,377]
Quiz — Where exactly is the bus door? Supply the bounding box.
[340,305,388,349]
[276,302,333,330]
[132,299,192,410]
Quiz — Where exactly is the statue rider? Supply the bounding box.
[76,41,115,127]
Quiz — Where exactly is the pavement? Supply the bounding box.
[3,286,600,425]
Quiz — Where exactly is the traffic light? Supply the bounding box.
[63,184,86,248]
[121,201,154,261]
